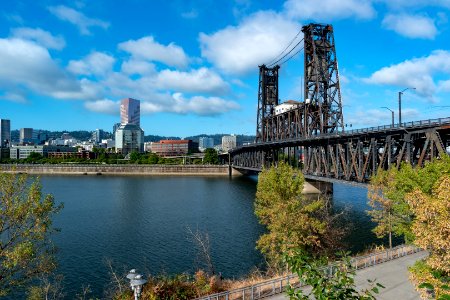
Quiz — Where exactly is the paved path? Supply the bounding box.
[268,251,427,300]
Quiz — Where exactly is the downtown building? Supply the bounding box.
[150,140,198,156]
[221,135,237,153]
[0,119,11,147]
[199,137,214,152]
[115,98,144,155]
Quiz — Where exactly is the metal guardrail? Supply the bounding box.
[194,244,422,300]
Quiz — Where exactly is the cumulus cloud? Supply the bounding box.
[84,99,119,114]
[365,50,450,99]
[199,10,300,75]
[67,51,115,76]
[121,59,156,76]
[118,36,189,68]
[0,37,83,99]
[382,14,437,39]
[48,5,109,35]
[171,93,240,115]
[348,108,419,127]
[11,27,66,49]
[438,79,450,92]
[283,0,375,21]
[156,68,229,95]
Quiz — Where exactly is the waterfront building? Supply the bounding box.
[9,145,77,159]
[113,123,121,138]
[115,124,144,155]
[120,98,140,126]
[222,135,237,153]
[199,137,214,151]
[20,128,37,144]
[0,119,11,147]
[150,140,198,156]
[92,129,105,143]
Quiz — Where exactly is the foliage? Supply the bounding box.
[0,172,62,297]
[367,156,450,244]
[409,260,450,300]
[203,148,219,165]
[284,249,383,300]
[406,176,450,273]
[255,161,327,268]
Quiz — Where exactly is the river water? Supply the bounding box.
[38,175,379,298]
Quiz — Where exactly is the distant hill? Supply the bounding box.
[10,129,112,142]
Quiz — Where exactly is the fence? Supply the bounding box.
[195,244,422,300]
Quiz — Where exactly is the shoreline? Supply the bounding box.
[0,164,232,176]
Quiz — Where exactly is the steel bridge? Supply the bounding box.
[229,23,450,184]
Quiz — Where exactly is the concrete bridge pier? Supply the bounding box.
[304,179,333,195]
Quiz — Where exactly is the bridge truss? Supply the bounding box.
[231,119,450,183]
[230,23,450,183]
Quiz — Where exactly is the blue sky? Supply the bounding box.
[1,0,450,137]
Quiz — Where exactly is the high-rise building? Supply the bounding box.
[92,129,104,143]
[199,137,214,151]
[222,135,237,153]
[120,98,140,126]
[20,128,34,144]
[0,119,11,147]
[113,123,121,138]
[115,124,144,155]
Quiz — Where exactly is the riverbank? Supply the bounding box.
[0,164,231,176]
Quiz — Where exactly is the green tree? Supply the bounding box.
[203,148,219,165]
[0,172,62,297]
[255,162,327,268]
[367,156,450,245]
[284,249,383,300]
[26,152,44,164]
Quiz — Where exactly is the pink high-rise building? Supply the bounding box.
[120,98,140,126]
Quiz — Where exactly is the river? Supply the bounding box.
[36,175,380,298]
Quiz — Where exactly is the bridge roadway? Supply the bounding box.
[267,251,427,300]
[230,117,450,183]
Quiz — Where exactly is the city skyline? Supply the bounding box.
[1,1,450,137]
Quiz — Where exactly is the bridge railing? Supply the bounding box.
[194,244,422,300]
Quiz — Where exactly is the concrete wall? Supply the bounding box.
[0,164,230,176]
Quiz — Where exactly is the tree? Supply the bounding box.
[255,162,327,268]
[203,148,219,165]
[284,249,383,300]
[367,156,450,245]
[0,172,62,297]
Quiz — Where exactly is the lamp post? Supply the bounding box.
[398,87,416,126]
[127,269,147,300]
[381,107,395,127]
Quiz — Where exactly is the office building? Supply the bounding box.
[115,124,144,155]
[150,140,198,156]
[0,119,11,147]
[92,129,105,143]
[199,137,214,151]
[20,128,36,144]
[120,98,140,126]
[222,135,237,152]
[9,145,77,160]
[113,123,121,138]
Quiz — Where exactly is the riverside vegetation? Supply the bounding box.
[1,157,448,299]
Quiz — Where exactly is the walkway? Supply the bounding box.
[267,251,427,300]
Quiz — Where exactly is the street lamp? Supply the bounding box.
[127,269,147,300]
[381,107,395,127]
[398,87,416,126]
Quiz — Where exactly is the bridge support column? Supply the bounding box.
[305,179,333,194]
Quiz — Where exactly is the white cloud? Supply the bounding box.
[438,79,450,92]
[121,59,156,76]
[348,108,419,127]
[11,27,65,50]
[199,10,300,75]
[382,14,437,39]
[283,0,375,21]
[365,50,450,98]
[378,0,450,10]
[181,9,198,19]
[156,68,229,95]
[118,36,189,68]
[67,52,115,76]
[84,99,119,114]
[0,38,83,99]
[48,5,109,35]
[171,93,240,115]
